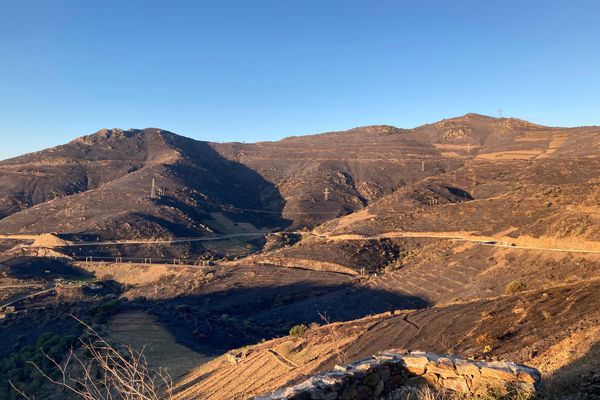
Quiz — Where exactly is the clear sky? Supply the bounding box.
[1,0,599,160]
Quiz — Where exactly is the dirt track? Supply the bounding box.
[320,231,600,255]
[0,285,55,308]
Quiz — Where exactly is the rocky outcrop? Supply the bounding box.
[255,350,540,399]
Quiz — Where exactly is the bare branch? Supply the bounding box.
[24,316,174,400]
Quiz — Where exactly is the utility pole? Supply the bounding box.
[324,187,330,201]
[150,178,156,199]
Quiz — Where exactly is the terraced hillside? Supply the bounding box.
[2,114,600,399]
[173,280,600,399]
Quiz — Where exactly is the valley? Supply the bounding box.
[1,114,600,399]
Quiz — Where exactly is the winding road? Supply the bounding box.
[3,229,600,255]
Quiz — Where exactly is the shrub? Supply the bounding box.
[289,324,308,337]
[476,333,494,346]
[504,281,526,295]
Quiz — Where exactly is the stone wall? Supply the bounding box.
[255,350,541,399]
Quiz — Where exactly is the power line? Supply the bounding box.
[54,232,275,247]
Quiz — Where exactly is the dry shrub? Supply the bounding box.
[385,384,534,399]
[505,281,526,295]
[476,333,494,346]
[319,312,348,364]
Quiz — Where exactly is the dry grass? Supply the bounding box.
[385,384,534,400]
[107,311,210,381]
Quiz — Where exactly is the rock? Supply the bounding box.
[374,379,385,397]
[355,385,373,400]
[479,364,518,382]
[454,359,481,377]
[362,372,380,386]
[440,377,470,392]
[338,385,357,400]
[399,354,429,369]
[405,365,426,376]
[254,350,540,400]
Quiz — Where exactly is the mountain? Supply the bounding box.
[2,114,600,399]
[1,115,599,259]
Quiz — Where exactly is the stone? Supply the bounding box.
[421,373,440,387]
[318,372,348,388]
[424,352,441,362]
[517,370,540,384]
[479,365,519,382]
[338,385,358,400]
[508,364,541,385]
[375,354,398,362]
[388,372,407,387]
[440,377,470,392]
[399,355,429,369]
[427,359,456,377]
[454,359,481,377]
[362,372,380,387]
[254,350,541,400]
[307,387,325,399]
[405,365,426,376]
[353,358,378,371]
[379,365,391,381]
[334,364,350,372]
[373,379,385,397]
[355,385,373,400]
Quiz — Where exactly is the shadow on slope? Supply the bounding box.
[539,339,600,399]
[0,133,292,249]
[144,282,429,356]
[0,257,93,281]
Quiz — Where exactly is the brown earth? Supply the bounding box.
[1,114,600,399]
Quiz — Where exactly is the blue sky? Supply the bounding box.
[1,0,599,160]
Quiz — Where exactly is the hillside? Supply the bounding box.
[1,114,600,399]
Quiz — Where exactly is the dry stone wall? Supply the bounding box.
[256,350,540,400]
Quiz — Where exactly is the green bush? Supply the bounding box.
[505,281,526,295]
[289,324,308,337]
[94,299,121,320]
[0,332,78,399]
